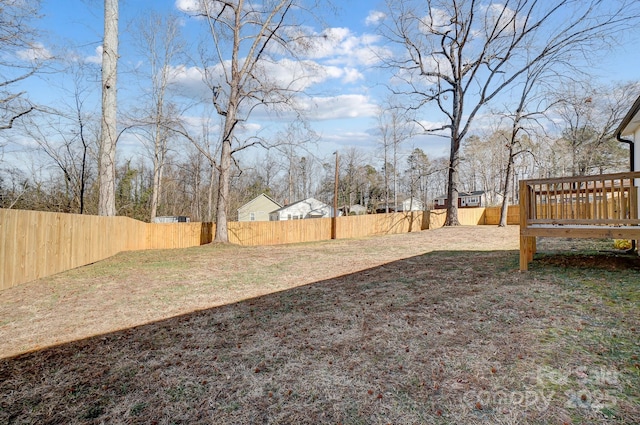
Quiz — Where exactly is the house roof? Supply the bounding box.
[462,190,486,197]
[237,193,281,212]
[269,197,330,214]
[616,93,640,139]
[434,190,485,199]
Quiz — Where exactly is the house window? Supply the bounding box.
[250,212,256,221]
[287,214,292,220]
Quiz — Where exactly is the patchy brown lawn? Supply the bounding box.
[0,226,638,424]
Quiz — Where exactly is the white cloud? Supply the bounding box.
[296,27,390,68]
[262,59,364,89]
[174,0,234,19]
[175,0,201,13]
[297,94,379,121]
[17,42,52,61]
[322,129,375,144]
[416,119,447,132]
[241,122,262,133]
[85,46,103,65]
[167,64,208,99]
[365,10,386,26]
[419,8,453,33]
[168,57,364,101]
[481,3,523,33]
[342,68,364,84]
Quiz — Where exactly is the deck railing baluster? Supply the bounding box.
[519,172,640,271]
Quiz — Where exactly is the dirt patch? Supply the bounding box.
[1,226,638,424]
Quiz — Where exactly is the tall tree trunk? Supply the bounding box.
[207,162,215,222]
[150,138,163,220]
[98,0,118,216]
[150,162,161,220]
[499,150,515,227]
[384,142,389,213]
[214,137,232,242]
[445,135,461,226]
[393,138,398,212]
[79,118,88,215]
[215,91,237,241]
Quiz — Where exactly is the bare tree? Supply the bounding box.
[268,121,319,203]
[496,60,559,227]
[382,0,640,225]
[184,0,323,242]
[134,12,184,221]
[0,0,43,131]
[553,81,640,176]
[377,105,414,212]
[405,147,434,209]
[98,0,119,216]
[22,108,97,214]
[169,106,223,222]
[0,166,32,209]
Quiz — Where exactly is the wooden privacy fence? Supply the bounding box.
[0,209,211,291]
[483,205,520,225]
[1,206,519,291]
[228,212,431,245]
[519,172,640,270]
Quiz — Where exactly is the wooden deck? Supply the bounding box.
[519,172,640,270]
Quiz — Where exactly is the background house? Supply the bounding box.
[348,204,367,215]
[401,197,424,211]
[152,216,190,223]
[433,191,486,209]
[237,193,282,222]
[269,197,336,221]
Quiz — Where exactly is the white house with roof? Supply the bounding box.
[237,193,282,222]
[348,204,367,215]
[433,191,487,209]
[401,197,424,211]
[269,197,336,221]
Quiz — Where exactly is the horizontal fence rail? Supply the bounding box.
[1,206,519,291]
[519,172,640,270]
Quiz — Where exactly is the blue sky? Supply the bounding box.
[26,0,409,161]
[10,0,640,168]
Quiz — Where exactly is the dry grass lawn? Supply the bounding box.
[0,226,638,424]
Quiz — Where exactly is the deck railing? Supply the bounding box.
[519,171,640,270]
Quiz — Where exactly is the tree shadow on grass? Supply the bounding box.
[1,248,638,424]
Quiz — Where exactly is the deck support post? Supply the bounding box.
[519,180,532,271]
[519,235,536,271]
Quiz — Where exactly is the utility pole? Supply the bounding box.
[332,151,339,239]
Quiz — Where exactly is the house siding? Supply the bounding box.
[269,198,334,221]
[402,198,424,211]
[433,191,486,209]
[238,194,281,222]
